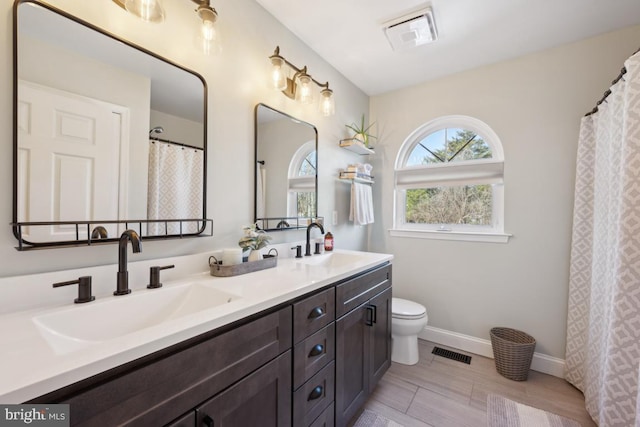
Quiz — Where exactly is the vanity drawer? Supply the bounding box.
[293,323,335,389]
[336,264,391,318]
[309,402,334,427]
[293,361,335,427]
[293,287,335,343]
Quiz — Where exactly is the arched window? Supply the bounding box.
[288,141,316,218]
[392,115,510,242]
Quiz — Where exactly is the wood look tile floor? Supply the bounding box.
[359,340,596,427]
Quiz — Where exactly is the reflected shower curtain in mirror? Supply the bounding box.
[256,162,266,219]
[147,140,204,235]
[565,50,640,426]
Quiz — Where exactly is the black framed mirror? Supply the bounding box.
[254,104,319,231]
[13,0,209,249]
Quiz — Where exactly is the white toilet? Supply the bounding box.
[391,297,428,365]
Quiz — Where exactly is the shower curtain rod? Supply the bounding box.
[150,136,203,151]
[585,46,640,117]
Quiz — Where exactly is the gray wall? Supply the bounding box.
[369,24,640,359]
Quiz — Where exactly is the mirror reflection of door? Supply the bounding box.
[17,81,126,242]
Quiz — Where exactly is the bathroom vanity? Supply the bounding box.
[0,250,392,427]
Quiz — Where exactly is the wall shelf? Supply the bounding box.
[11,219,213,251]
[339,138,375,155]
[339,171,374,184]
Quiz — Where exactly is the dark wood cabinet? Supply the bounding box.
[196,351,292,427]
[335,303,370,426]
[292,289,336,427]
[334,264,392,427]
[369,286,392,391]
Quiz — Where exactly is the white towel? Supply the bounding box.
[349,182,374,225]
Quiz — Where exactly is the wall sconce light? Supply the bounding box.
[269,46,335,116]
[113,0,166,23]
[192,0,221,55]
[113,0,221,55]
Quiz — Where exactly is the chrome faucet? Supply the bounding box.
[305,222,325,256]
[115,229,142,296]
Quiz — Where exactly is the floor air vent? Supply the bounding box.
[432,347,472,364]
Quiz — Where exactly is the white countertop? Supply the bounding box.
[0,249,392,403]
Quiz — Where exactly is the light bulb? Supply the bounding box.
[197,19,221,55]
[297,74,314,105]
[319,88,335,116]
[124,0,165,23]
[270,57,287,91]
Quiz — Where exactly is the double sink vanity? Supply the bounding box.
[0,249,393,427]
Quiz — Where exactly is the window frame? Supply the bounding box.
[391,115,511,243]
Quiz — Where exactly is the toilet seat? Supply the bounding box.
[392,297,426,320]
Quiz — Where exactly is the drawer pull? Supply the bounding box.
[308,385,324,401]
[203,415,214,427]
[365,306,374,326]
[308,344,324,357]
[308,306,325,319]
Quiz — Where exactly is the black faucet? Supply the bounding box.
[305,222,325,256]
[115,229,142,296]
[91,226,108,239]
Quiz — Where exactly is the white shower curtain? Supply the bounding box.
[147,140,204,235]
[565,50,640,427]
[256,162,266,220]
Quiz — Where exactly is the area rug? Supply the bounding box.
[487,394,582,427]
[353,409,404,427]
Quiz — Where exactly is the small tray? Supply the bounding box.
[209,251,278,277]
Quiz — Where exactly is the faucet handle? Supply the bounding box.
[291,245,303,259]
[147,265,175,289]
[53,276,95,303]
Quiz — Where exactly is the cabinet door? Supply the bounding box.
[196,351,292,427]
[335,304,370,427]
[165,411,195,427]
[369,287,392,391]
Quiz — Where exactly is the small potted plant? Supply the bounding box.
[238,223,272,261]
[346,114,377,148]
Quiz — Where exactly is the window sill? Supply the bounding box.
[389,229,512,243]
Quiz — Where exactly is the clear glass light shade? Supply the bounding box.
[196,19,221,55]
[296,74,314,105]
[319,88,335,116]
[270,57,287,91]
[124,0,165,23]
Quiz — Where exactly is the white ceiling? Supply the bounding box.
[255,0,640,96]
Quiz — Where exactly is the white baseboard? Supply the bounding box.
[418,326,566,378]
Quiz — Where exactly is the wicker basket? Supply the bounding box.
[490,327,536,381]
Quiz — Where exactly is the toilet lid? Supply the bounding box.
[392,298,426,319]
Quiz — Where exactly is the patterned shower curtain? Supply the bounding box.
[147,140,204,235]
[565,51,640,426]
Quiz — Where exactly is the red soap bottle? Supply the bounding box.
[324,232,334,251]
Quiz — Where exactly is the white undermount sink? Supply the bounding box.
[297,252,365,269]
[33,283,240,354]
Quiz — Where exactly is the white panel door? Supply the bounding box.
[17,81,125,242]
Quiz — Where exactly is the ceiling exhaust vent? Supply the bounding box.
[383,7,438,51]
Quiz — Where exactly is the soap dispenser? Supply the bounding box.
[324,232,334,251]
